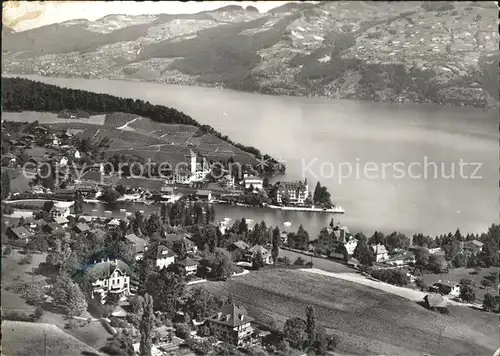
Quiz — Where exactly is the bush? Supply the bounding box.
[293,257,305,266]
[3,306,44,322]
[481,278,493,288]
[305,262,313,268]
[370,269,408,286]
[3,246,12,256]
[415,277,427,291]
[174,323,191,339]
[65,319,80,329]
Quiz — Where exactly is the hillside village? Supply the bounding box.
[1,116,499,355]
[1,104,499,356]
[1,71,498,355]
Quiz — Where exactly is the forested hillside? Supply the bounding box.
[1,77,282,169]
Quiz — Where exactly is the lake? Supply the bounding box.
[10,74,498,237]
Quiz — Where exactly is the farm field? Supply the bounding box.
[3,110,258,165]
[200,268,497,356]
[2,111,106,125]
[1,321,103,356]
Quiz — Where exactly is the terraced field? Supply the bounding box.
[200,269,497,356]
[3,110,258,165]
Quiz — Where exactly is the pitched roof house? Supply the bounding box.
[73,223,91,234]
[86,258,133,300]
[6,226,33,241]
[206,304,255,346]
[175,257,199,275]
[154,245,177,270]
[125,233,148,260]
[371,244,389,262]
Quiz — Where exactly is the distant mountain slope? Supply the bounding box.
[2,1,498,108]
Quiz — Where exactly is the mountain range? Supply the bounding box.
[2,1,498,108]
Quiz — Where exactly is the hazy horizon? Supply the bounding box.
[3,1,296,32]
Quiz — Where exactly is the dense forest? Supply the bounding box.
[1,77,284,171]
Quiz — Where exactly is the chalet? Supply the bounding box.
[430,283,461,297]
[332,225,357,255]
[87,258,133,301]
[246,245,273,265]
[195,190,212,202]
[164,234,197,254]
[53,216,69,227]
[155,245,177,270]
[107,219,121,230]
[175,257,199,276]
[6,226,33,241]
[42,223,64,235]
[206,304,255,347]
[371,244,389,262]
[125,233,148,260]
[275,180,309,205]
[463,240,484,254]
[243,176,263,190]
[73,223,91,234]
[387,251,415,267]
[228,240,250,253]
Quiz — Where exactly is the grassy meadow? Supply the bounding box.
[200,268,497,356]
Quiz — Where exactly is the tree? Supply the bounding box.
[99,187,120,205]
[415,278,427,291]
[52,273,88,316]
[459,284,476,303]
[272,227,280,266]
[305,306,316,346]
[146,213,161,237]
[385,232,410,252]
[43,201,54,213]
[483,293,499,312]
[1,170,10,199]
[147,269,186,315]
[140,294,154,356]
[413,247,430,267]
[74,191,83,215]
[283,317,308,350]
[183,288,225,320]
[252,251,265,270]
[428,254,448,273]
[353,239,374,267]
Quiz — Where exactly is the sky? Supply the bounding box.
[3,1,293,32]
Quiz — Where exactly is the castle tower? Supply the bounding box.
[189,149,197,175]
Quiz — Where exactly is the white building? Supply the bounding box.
[74,150,81,159]
[88,258,133,302]
[59,156,68,166]
[371,244,389,262]
[332,226,358,255]
[276,181,309,205]
[243,175,263,190]
[175,257,199,275]
[156,245,177,270]
[164,149,210,185]
[50,202,71,219]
